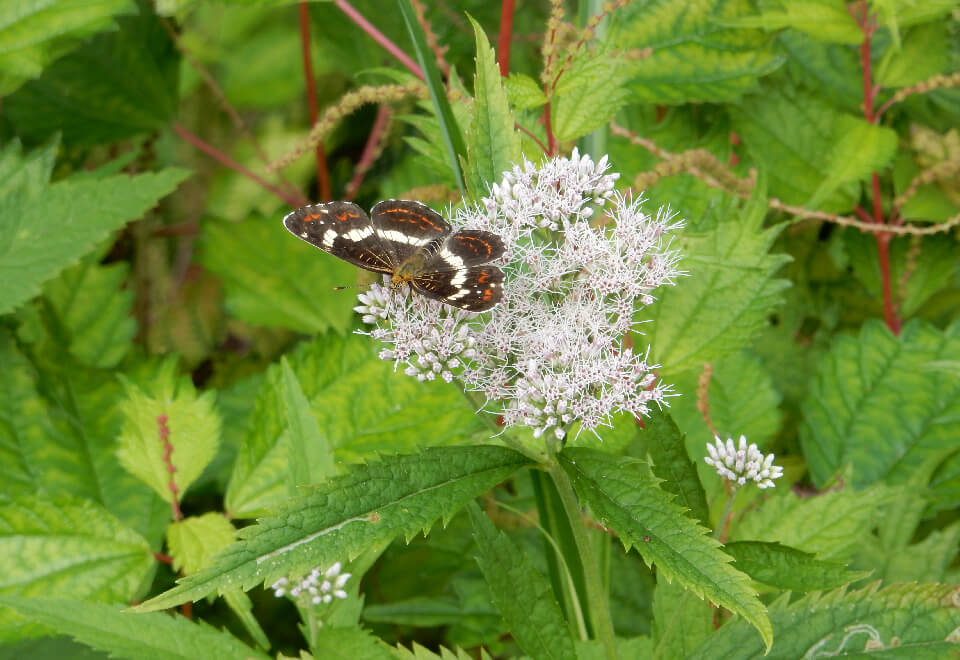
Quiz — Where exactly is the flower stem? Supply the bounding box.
[546,461,617,660]
[714,485,739,542]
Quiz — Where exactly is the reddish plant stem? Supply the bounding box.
[158,414,183,522]
[497,0,515,76]
[345,104,392,201]
[543,102,557,156]
[298,3,332,201]
[516,122,549,154]
[335,0,424,80]
[173,124,307,207]
[857,6,900,334]
[154,552,173,564]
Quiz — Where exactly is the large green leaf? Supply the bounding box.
[0,496,153,639]
[0,597,269,660]
[199,215,355,334]
[642,191,791,374]
[138,445,530,610]
[551,49,630,143]
[642,412,710,526]
[609,0,783,104]
[281,356,335,491]
[723,541,869,591]
[4,4,179,145]
[725,1,862,44]
[0,167,189,316]
[807,116,898,208]
[687,583,960,659]
[651,578,712,660]
[464,16,520,200]
[559,448,772,651]
[731,86,861,213]
[467,503,576,660]
[225,332,489,518]
[778,32,861,114]
[0,136,58,195]
[801,320,960,489]
[166,513,236,576]
[876,22,950,88]
[0,0,135,96]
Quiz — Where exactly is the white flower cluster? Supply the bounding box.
[357,149,684,446]
[271,562,351,605]
[704,435,784,489]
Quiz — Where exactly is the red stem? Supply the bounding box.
[345,104,392,201]
[335,0,424,80]
[516,122,549,155]
[497,0,515,77]
[543,101,557,156]
[298,3,331,201]
[158,414,183,522]
[173,124,308,208]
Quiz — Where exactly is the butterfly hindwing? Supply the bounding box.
[283,201,396,274]
[411,265,505,312]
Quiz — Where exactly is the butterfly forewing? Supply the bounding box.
[370,199,451,264]
[283,201,397,274]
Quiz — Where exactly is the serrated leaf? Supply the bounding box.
[610,1,784,104]
[0,496,153,639]
[116,357,221,503]
[778,32,862,114]
[558,448,772,650]
[687,583,960,659]
[0,135,59,195]
[504,73,547,111]
[551,49,629,143]
[0,597,269,660]
[651,577,713,660]
[42,255,136,368]
[733,487,893,561]
[226,332,488,518]
[732,87,860,212]
[642,412,710,525]
[310,626,393,660]
[281,357,335,491]
[801,320,960,489]
[199,216,355,334]
[877,22,949,88]
[643,191,791,374]
[726,1,862,44]
[467,503,576,660]
[138,446,530,610]
[4,5,179,145]
[724,541,869,591]
[166,513,236,576]
[0,167,189,316]
[392,641,490,660]
[857,521,960,584]
[807,116,898,208]
[464,16,520,201]
[0,0,135,96]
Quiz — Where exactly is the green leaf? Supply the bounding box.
[0,135,59,195]
[807,116,898,208]
[732,86,860,212]
[464,16,520,200]
[0,0,135,96]
[876,22,949,88]
[609,1,784,104]
[137,445,530,610]
[551,49,629,143]
[221,589,270,651]
[42,255,136,368]
[651,578,713,660]
[281,357,335,491]
[857,521,960,584]
[687,583,960,659]
[116,357,221,503]
[392,641,491,660]
[396,0,466,196]
[199,216,355,334]
[778,32,862,114]
[726,1,862,44]
[724,541,869,591]
[504,73,547,111]
[0,496,153,639]
[0,167,189,316]
[4,5,178,145]
[558,448,772,651]
[226,332,489,518]
[801,320,960,489]
[733,487,893,561]
[643,191,791,374]
[467,503,577,660]
[0,597,269,660]
[642,412,710,526]
[166,513,236,576]
[310,626,394,660]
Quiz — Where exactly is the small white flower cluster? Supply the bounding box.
[704,435,784,489]
[271,562,351,605]
[358,149,684,446]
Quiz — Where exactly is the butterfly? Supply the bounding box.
[283,199,505,311]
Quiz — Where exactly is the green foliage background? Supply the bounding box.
[0,0,959,658]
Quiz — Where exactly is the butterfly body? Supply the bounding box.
[283,199,505,311]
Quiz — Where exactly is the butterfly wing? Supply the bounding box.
[370,199,451,265]
[411,265,505,312]
[283,201,396,274]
